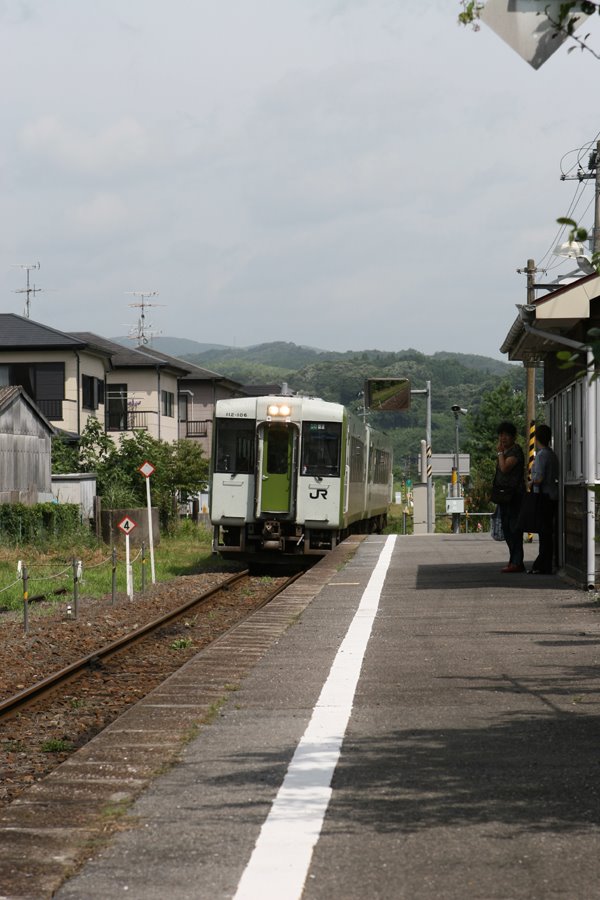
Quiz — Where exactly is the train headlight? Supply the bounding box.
[267,404,291,417]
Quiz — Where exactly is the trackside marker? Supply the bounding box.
[233,535,396,900]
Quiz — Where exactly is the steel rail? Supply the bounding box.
[0,569,306,721]
[0,569,251,720]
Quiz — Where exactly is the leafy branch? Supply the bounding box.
[458,1,600,58]
[555,216,600,271]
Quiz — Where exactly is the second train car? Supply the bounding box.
[210,393,392,563]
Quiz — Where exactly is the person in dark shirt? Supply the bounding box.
[494,421,525,573]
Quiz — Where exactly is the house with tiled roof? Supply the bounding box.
[70,334,191,444]
[0,315,247,458]
[0,314,112,440]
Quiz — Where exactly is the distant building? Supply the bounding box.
[0,385,54,504]
[0,314,245,459]
[242,383,286,396]
[501,271,600,587]
[71,333,190,444]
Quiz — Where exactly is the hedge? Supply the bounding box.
[0,503,83,544]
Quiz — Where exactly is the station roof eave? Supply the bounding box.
[500,271,600,364]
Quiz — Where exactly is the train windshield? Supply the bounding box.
[301,422,341,477]
[214,419,255,473]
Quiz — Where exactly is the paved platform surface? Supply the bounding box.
[55,534,600,900]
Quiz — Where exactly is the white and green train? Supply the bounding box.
[210,393,393,563]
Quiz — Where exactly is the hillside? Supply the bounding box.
[109,338,527,468]
[111,336,229,356]
[178,342,527,464]
[182,342,521,406]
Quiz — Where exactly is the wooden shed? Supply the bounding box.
[0,385,54,504]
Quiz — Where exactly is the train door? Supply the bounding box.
[258,423,296,515]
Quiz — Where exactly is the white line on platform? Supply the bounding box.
[233,534,396,900]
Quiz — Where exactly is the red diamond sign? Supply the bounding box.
[118,516,138,534]
[138,460,155,478]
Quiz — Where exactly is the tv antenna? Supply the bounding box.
[13,262,42,318]
[125,290,164,345]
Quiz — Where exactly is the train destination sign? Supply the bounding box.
[418,453,471,477]
[365,377,411,412]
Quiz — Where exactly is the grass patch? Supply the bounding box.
[170,637,193,650]
[41,738,75,753]
[0,521,231,613]
[69,697,86,709]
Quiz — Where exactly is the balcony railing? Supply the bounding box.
[37,399,63,420]
[106,410,150,432]
[186,419,210,438]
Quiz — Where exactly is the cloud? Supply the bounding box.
[20,115,151,176]
[0,0,34,25]
[70,192,130,232]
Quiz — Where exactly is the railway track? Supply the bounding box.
[0,570,302,809]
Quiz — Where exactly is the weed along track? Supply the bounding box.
[0,570,298,809]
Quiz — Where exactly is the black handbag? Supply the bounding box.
[517,491,543,533]
[491,483,515,504]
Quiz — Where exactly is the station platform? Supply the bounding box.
[34,534,600,897]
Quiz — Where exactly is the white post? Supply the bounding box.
[125,533,133,599]
[146,475,156,583]
[586,349,597,588]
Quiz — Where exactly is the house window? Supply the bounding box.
[178,394,188,423]
[162,390,175,417]
[106,383,128,431]
[82,375,105,411]
[9,362,65,419]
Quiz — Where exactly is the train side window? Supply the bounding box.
[215,420,255,473]
[350,436,365,482]
[301,422,341,477]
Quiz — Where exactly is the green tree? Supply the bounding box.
[78,416,114,472]
[51,434,79,473]
[52,420,208,528]
[463,380,527,511]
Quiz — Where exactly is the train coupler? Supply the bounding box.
[261,520,284,551]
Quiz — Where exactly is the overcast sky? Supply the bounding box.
[1,1,598,359]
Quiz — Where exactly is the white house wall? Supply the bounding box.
[0,349,107,436]
[107,368,180,443]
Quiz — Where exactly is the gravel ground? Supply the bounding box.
[0,571,234,701]
[0,569,287,808]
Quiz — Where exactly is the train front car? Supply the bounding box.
[210,394,347,563]
[210,393,392,565]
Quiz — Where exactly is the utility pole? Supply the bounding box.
[560,138,600,256]
[594,138,600,256]
[525,258,537,444]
